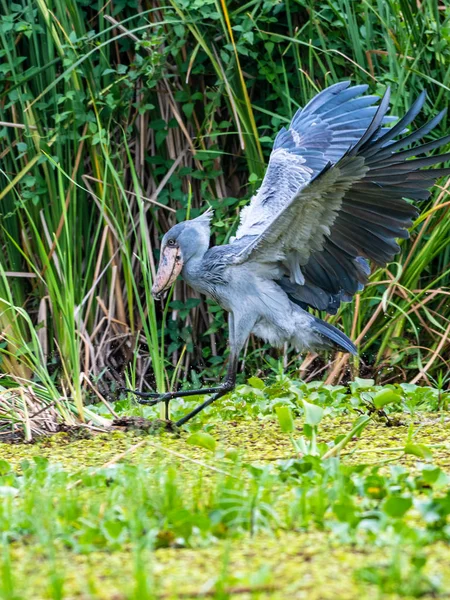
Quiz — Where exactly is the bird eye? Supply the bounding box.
[167,239,176,247]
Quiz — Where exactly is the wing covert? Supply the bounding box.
[233,86,450,314]
[235,81,396,239]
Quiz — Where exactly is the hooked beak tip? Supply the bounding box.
[151,282,164,300]
[152,246,183,300]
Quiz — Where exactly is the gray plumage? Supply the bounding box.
[131,81,450,426]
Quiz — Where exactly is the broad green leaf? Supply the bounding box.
[276,406,295,433]
[102,519,124,541]
[247,376,265,390]
[351,378,375,391]
[186,432,217,452]
[302,399,324,426]
[383,495,412,518]
[235,385,264,397]
[303,423,313,438]
[0,460,11,475]
[373,388,402,409]
[182,102,194,119]
[225,447,239,461]
[420,466,442,484]
[404,443,433,460]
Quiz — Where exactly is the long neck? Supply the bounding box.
[182,235,210,293]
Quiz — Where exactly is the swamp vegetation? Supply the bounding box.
[1,0,450,598]
[1,0,450,425]
[2,378,450,598]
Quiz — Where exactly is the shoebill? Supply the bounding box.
[125,81,450,426]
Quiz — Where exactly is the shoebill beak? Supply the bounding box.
[152,246,183,299]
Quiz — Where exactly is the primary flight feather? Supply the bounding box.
[128,81,450,426]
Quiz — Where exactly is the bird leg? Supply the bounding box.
[175,354,238,426]
[120,386,229,403]
[119,355,238,425]
[121,314,246,426]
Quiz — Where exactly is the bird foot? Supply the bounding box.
[119,388,172,420]
[136,395,168,407]
[119,387,167,405]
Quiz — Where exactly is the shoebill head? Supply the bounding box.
[151,210,212,299]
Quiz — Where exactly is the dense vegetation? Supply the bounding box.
[1,378,450,598]
[1,3,450,597]
[1,1,450,422]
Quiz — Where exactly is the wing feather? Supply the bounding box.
[235,82,395,240]
[232,84,450,312]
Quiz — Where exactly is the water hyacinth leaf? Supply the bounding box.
[0,460,11,475]
[102,519,125,542]
[383,496,413,518]
[224,447,239,461]
[186,432,217,452]
[423,465,441,480]
[419,465,445,487]
[404,443,433,460]
[350,378,375,392]
[247,376,266,390]
[276,406,295,433]
[302,399,324,426]
[303,423,313,438]
[373,388,402,409]
[235,384,264,397]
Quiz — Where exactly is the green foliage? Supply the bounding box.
[302,399,324,427]
[1,381,450,596]
[356,548,440,597]
[117,373,449,427]
[0,0,449,421]
[186,430,217,452]
[373,388,402,409]
[275,405,295,433]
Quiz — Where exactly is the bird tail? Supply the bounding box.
[311,316,357,355]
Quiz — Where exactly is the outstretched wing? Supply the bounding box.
[235,81,396,239]
[233,87,450,314]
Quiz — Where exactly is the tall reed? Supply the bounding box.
[0,0,449,422]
